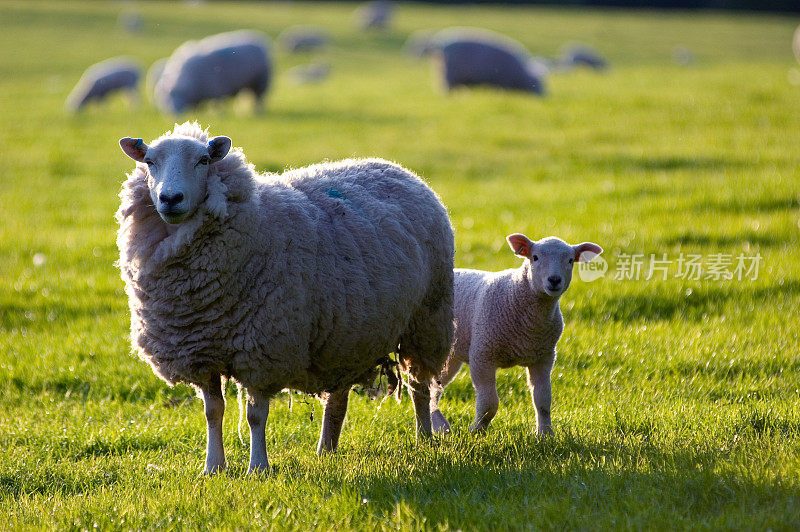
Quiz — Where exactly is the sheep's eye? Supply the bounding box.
[569,258,574,264]
[144,159,154,166]
[532,255,539,262]
[197,156,210,166]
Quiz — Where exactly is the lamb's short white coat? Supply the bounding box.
[430,233,601,435]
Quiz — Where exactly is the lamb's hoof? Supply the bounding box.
[431,411,451,434]
[536,426,554,437]
[203,464,226,476]
[469,423,489,434]
[247,461,270,475]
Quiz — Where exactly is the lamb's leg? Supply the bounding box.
[246,390,270,473]
[408,377,433,438]
[200,375,226,474]
[469,361,499,432]
[317,388,350,454]
[527,357,555,435]
[430,359,463,434]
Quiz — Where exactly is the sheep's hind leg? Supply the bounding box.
[430,360,463,434]
[469,361,499,433]
[200,375,226,475]
[246,390,271,473]
[317,388,350,454]
[526,357,555,436]
[407,377,434,438]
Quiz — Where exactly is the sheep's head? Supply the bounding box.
[507,233,602,298]
[120,135,231,224]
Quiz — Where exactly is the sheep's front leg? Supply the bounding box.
[527,357,555,435]
[317,388,350,454]
[246,390,270,473]
[469,361,499,432]
[408,377,433,438]
[200,376,226,475]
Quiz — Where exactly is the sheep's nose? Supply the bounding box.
[547,275,562,287]
[159,191,184,207]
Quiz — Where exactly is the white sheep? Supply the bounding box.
[154,31,271,114]
[117,122,454,474]
[65,57,141,112]
[430,233,602,435]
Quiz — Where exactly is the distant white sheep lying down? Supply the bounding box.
[431,233,602,435]
[117,122,454,474]
[434,27,547,95]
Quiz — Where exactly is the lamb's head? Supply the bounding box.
[120,134,231,224]
[507,233,602,298]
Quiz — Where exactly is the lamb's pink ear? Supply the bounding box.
[208,136,231,163]
[507,233,533,257]
[119,137,148,162]
[574,242,603,262]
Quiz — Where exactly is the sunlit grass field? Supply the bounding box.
[1,1,799,529]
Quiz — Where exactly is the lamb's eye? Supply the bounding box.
[532,255,539,262]
[197,156,210,166]
[569,258,574,264]
[144,159,154,166]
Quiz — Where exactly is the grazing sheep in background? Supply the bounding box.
[65,57,141,112]
[287,61,331,85]
[117,122,454,474]
[434,28,546,95]
[558,43,608,71]
[118,10,144,34]
[354,0,393,31]
[145,58,167,102]
[403,29,438,58]
[430,234,602,435]
[278,26,330,53]
[154,31,271,114]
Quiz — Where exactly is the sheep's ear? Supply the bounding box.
[574,242,603,262]
[208,136,231,163]
[120,137,148,162]
[507,233,533,257]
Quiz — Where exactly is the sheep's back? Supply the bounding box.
[275,159,453,390]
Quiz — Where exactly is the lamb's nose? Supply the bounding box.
[547,275,562,287]
[159,192,184,207]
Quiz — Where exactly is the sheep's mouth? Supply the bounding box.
[157,208,189,224]
[543,286,563,297]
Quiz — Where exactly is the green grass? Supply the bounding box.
[2,0,799,529]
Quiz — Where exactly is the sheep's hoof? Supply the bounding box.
[203,464,226,476]
[469,423,489,434]
[431,411,451,434]
[536,426,554,437]
[247,460,270,475]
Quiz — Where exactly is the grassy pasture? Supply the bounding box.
[1,1,799,529]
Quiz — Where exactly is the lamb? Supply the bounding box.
[278,26,329,53]
[117,122,454,474]
[430,233,602,435]
[154,31,271,114]
[434,28,546,94]
[65,57,141,112]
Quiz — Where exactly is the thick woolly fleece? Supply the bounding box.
[117,123,454,400]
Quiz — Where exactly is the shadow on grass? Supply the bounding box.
[663,231,788,249]
[578,154,747,173]
[347,432,800,528]
[571,280,800,322]
[0,300,121,332]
